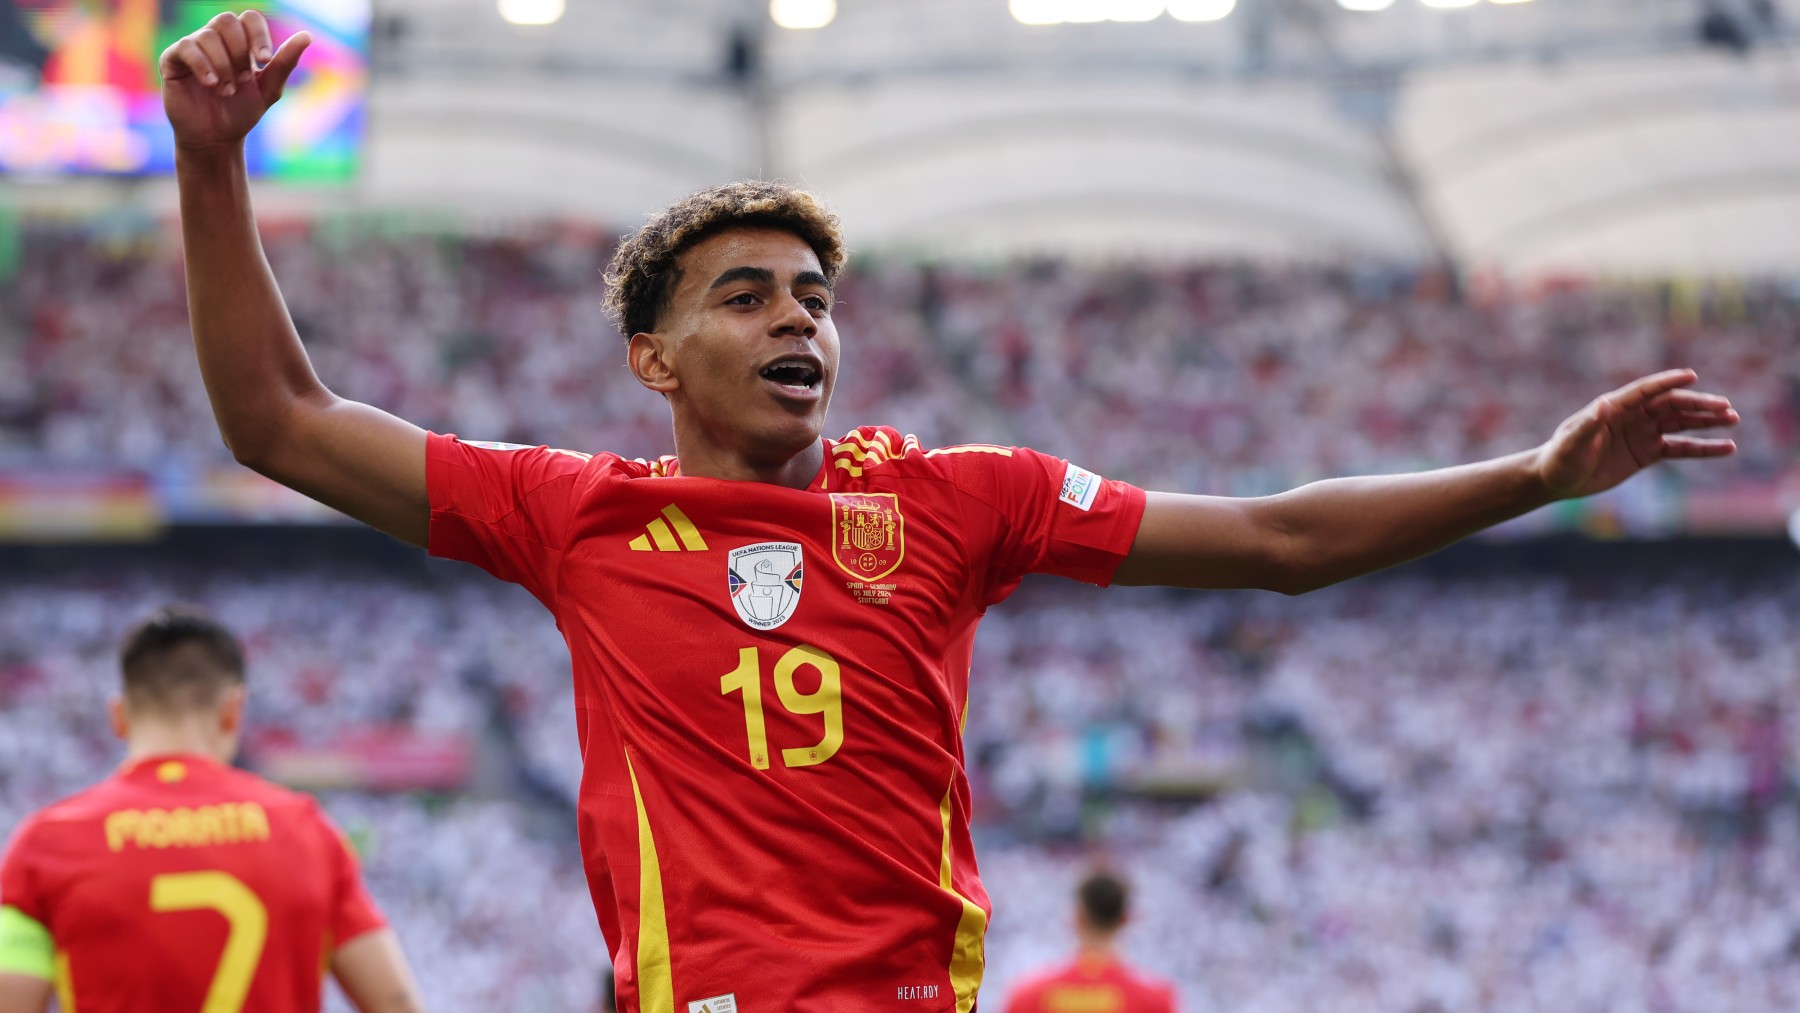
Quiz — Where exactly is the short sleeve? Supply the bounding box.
[0,819,45,925]
[426,433,591,606]
[313,808,386,949]
[945,446,1146,606]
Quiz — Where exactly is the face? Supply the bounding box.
[630,227,839,466]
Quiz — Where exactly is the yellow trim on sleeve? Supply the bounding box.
[923,445,1013,458]
[0,905,53,981]
[626,752,675,1013]
[937,783,987,1012]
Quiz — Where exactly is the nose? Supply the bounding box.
[770,292,816,338]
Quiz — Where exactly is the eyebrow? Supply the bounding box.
[707,266,834,293]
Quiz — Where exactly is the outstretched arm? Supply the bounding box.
[164,11,428,546]
[331,929,425,1013]
[1113,369,1738,594]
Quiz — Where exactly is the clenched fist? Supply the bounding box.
[160,9,311,152]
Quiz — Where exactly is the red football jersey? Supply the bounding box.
[0,754,386,1013]
[428,427,1147,1011]
[1003,954,1180,1013]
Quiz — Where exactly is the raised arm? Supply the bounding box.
[163,11,428,546]
[1114,369,1738,594]
[331,929,426,1013]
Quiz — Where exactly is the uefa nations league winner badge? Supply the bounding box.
[727,542,804,630]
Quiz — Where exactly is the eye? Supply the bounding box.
[802,295,831,313]
[724,292,758,306]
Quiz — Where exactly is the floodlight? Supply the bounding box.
[498,0,564,25]
[1168,0,1236,21]
[1419,0,1480,7]
[771,0,836,29]
[1108,0,1167,21]
[1064,0,1112,22]
[1012,0,1067,25]
[1337,0,1396,9]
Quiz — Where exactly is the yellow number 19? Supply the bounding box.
[149,871,268,1013]
[720,644,843,769]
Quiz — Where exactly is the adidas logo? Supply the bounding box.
[628,505,709,552]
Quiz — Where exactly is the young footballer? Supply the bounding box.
[158,13,1737,1010]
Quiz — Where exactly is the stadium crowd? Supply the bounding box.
[3,561,1797,1011]
[3,221,1797,496]
[4,221,1799,1010]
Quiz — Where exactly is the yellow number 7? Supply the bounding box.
[720,644,844,769]
[150,871,269,1013]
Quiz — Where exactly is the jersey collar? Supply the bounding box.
[118,752,223,777]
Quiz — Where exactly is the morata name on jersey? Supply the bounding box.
[103,802,272,852]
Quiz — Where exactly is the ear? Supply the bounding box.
[628,332,679,395]
[219,685,246,736]
[108,696,129,741]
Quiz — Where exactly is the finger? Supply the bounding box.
[1659,410,1740,434]
[209,12,256,81]
[159,37,216,85]
[192,29,236,96]
[1661,436,1737,458]
[1611,368,1698,409]
[257,31,312,103]
[1645,389,1733,416]
[241,8,276,65]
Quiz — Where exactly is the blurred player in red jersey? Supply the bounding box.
[157,12,1739,1010]
[0,607,423,1013]
[1004,872,1178,1013]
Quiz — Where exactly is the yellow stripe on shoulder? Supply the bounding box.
[924,445,1014,458]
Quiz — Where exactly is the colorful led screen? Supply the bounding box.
[0,0,369,180]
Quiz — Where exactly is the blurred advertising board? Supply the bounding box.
[0,469,160,540]
[1,462,1796,541]
[248,727,473,793]
[0,0,370,180]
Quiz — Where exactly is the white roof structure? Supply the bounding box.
[16,0,1800,273]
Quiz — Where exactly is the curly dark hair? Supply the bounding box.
[603,180,846,339]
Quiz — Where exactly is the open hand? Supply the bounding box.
[160,10,311,152]
[1536,369,1738,500]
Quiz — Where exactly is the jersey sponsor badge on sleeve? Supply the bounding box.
[1059,462,1103,511]
[689,995,738,1013]
[728,543,804,630]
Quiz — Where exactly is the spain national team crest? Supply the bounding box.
[829,492,905,581]
[727,542,804,630]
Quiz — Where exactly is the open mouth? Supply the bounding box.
[759,358,822,394]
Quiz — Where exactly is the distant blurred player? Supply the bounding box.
[0,607,424,1013]
[1005,872,1178,1013]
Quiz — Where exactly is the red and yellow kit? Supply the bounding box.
[0,754,385,1013]
[1004,955,1180,1013]
[428,426,1147,1012]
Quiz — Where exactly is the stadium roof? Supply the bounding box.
[19,0,1800,274]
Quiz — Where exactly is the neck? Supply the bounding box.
[672,426,824,489]
[1076,930,1118,961]
[125,717,226,764]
